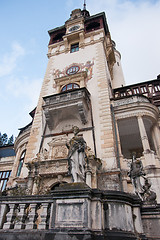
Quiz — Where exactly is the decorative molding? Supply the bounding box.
[114,96,150,108]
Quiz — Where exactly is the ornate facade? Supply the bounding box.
[0,6,160,240]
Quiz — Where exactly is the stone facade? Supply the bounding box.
[0,6,160,240]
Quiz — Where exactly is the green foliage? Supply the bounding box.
[0,132,14,146]
[8,135,14,145]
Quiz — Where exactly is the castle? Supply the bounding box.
[0,5,160,240]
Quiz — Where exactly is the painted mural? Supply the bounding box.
[53,59,94,82]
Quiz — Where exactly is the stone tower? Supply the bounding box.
[14,7,125,193]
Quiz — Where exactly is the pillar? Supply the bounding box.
[25,203,37,229]
[116,120,127,192]
[38,203,49,230]
[152,125,160,158]
[14,203,26,229]
[137,116,150,151]
[137,116,156,166]
[3,204,15,229]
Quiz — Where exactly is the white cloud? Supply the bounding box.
[87,0,160,84]
[6,77,42,109]
[0,42,25,78]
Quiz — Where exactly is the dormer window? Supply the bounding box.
[70,43,79,53]
[61,83,80,92]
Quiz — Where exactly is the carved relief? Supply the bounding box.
[48,137,68,160]
[52,146,68,159]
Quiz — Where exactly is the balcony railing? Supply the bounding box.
[113,79,160,107]
[43,88,91,129]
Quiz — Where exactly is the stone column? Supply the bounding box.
[14,203,26,229]
[137,116,156,166]
[3,204,15,229]
[25,203,37,229]
[152,125,160,158]
[115,120,127,191]
[38,203,49,230]
[137,116,150,151]
[115,120,123,157]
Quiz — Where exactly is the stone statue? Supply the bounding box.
[128,152,157,204]
[128,152,145,194]
[141,178,157,204]
[66,126,86,182]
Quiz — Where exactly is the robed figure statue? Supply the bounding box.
[66,126,86,182]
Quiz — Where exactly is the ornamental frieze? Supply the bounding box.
[53,59,94,84]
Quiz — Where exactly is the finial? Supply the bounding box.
[83,0,86,10]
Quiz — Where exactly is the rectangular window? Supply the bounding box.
[0,171,11,191]
[70,43,79,53]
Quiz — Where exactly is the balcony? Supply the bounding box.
[113,78,160,107]
[43,88,91,130]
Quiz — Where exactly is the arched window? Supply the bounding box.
[61,83,80,92]
[17,151,26,177]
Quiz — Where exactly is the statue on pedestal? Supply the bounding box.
[128,152,145,194]
[66,126,86,182]
[128,152,157,204]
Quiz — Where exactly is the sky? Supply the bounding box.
[0,0,160,139]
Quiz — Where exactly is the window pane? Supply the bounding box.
[74,84,79,89]
[2,180,7,191]
[17,160,23,177]
[67,84,72,90]
[62,86,66,92]
[61,83,80,92]
[0,171,11,191]
[5,171,10,178]
[71,43,79,53]
[0,180,3,189]
[21,151,25,159]
[2,172,6,178]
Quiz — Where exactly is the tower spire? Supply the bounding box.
[83,0,86,10]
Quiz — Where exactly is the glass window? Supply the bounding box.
[61,83,80,92]
[0,171,11,191]
[17,151,26,177]
[70,43,79,53]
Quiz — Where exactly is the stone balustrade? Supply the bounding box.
[42,88,91,129]
[113,79,160,107]
[1,197,51,230]
[0,183,155,240]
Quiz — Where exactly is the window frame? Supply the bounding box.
[0,170,11,191]
[61,83,80,92]
[70,43,79,53]
[16,151,26,177]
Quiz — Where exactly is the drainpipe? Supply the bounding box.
[110,104,123,191]
[90,102,97,158]
[39,122,47,153]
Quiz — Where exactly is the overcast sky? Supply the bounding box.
[0,0,160,139]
